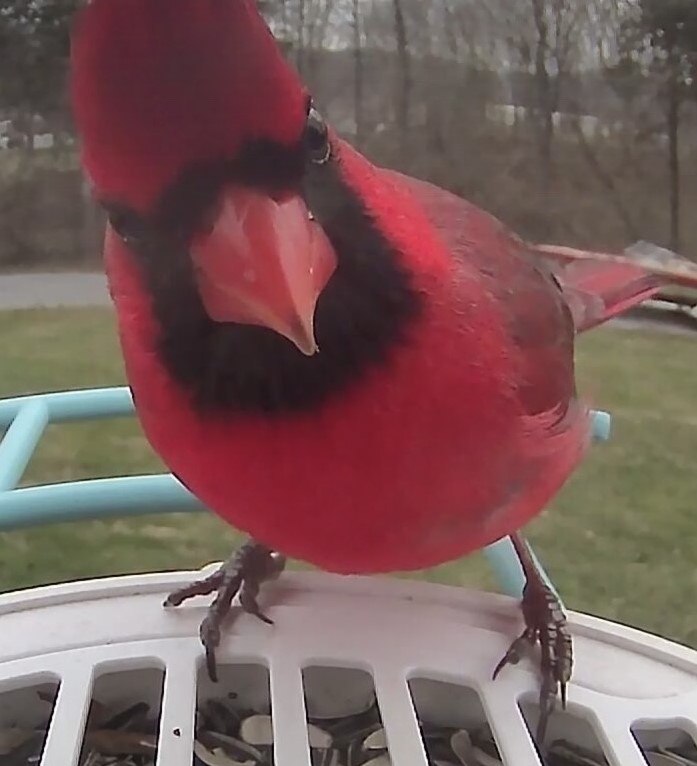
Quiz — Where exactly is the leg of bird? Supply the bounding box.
[163,539,286,682]
[492,532,572,747]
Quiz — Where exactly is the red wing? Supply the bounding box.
[384,169,576,417]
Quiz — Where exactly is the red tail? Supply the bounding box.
[556,260,664,333]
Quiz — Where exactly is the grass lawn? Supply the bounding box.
[0,307,696,649]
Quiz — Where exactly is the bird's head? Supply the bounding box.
[71,0,339,355]
[70,0,422,413]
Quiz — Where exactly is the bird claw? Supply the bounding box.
[163,540,286,682]
[492,629,530,678]
[493,574,572,748]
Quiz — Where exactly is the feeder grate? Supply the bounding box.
[0,568,695,766]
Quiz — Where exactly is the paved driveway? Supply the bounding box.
[0,273,110,310]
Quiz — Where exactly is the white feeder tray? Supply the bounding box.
[0,567,695,766]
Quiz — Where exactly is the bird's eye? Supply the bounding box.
[305,105,331,165]
[105,203,147,246]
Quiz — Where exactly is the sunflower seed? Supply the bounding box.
[656,748,697,766]
[4,684,696,766]
[319,704,381,748]
[240,715,274,747]
[194,740,255,766]
[102,703,151,732]
[450,729,476,766]
[85,730,157,755]
[308,723,333,749]
[5,732,46,766]
[199,730,266,762]
[312,748,344,766]
[647,754,696,766]
[450,729,477,766]
[302,670,377,721]
[548,739,608,766]
[472,746,503,766]
[0,729,34,755]
[203,700,245,736]
[363,728,388,751]
[361,756,392,766]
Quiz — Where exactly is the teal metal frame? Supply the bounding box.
[0,386,612,601]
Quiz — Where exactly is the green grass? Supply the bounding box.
[1,308,696,649]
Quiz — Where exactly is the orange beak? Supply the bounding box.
[190,186,338,355]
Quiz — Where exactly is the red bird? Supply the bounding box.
[70,0,661,742]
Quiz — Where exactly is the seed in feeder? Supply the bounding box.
[646,753,697,766]
[308,723,333,749]
[0,729,34,755]
[240,715,274,746]
[203,699,245,736]
[420,729,459,763]
[450,730,477,765]
[317,705,382,748]
[4,731,46,766]
[656,747,697,766]
[548,739,608,766]
[85,729,158,755]
[194,740,255,766]
[471,746,503,766]
[304,688,377,721]
[200,730,265,763]
[312,748,343,766]
[102,702,151,731]
[363,728,387,751]
[7,686,694,766]
[361,756,391,766]
[346,736,365,766]
[468,727,500,760]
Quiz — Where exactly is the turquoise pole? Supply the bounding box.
[0,400,49,491]
[0,387,133,427]
[0,474,203,529]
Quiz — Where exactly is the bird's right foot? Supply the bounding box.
[164,539,286,682]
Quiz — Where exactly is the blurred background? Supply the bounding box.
[0,0,695,649]
[2,0,697,267]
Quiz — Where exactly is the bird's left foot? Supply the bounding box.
[492,533,572,747]
[163,539,286,682]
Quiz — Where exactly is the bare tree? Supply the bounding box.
[491,0,596,195]
[609,0,697,252]
[352,0,365,147]
[391,0,411,150]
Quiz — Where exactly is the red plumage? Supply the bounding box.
[71,0,308,210]
[71,0,662,578]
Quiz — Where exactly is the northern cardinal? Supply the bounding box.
[69,0,662,744]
